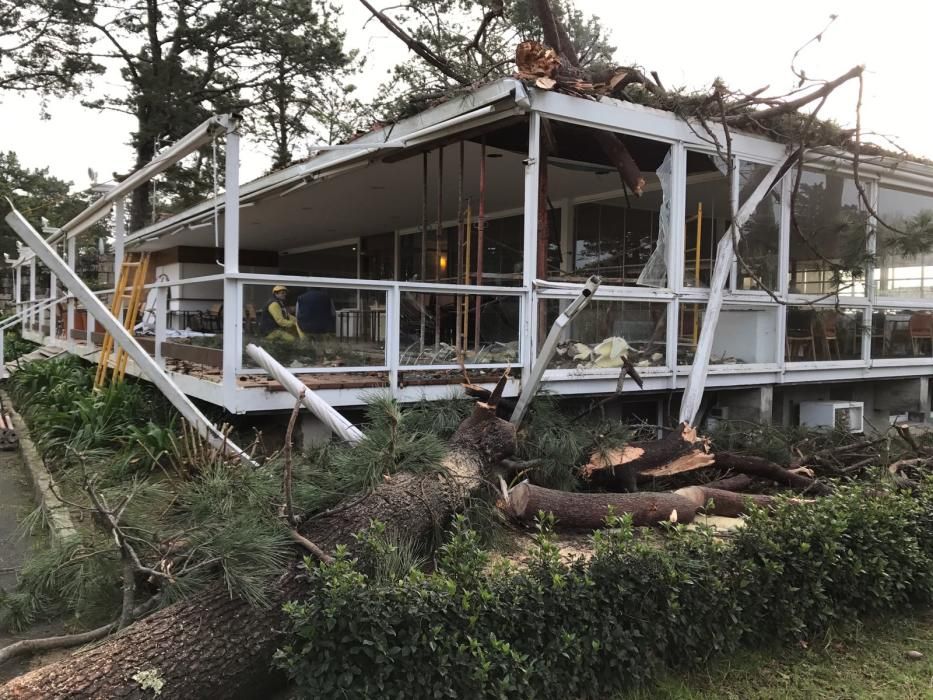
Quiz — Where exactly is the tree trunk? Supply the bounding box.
[674,486,775,517]
[714,451,832,496]
[1,404,516,699]
[507,481,697,529]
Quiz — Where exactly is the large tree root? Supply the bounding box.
[0,403,516,699]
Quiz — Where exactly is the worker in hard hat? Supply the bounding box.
[259,285,299,341]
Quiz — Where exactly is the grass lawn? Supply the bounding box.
[623,610,933,699]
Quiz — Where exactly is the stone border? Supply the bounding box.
[0,388,77,542]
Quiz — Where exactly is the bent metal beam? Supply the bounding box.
[4,203,253,463]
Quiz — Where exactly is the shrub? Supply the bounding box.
[277,483,933,699]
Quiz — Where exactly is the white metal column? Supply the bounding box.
[155,286,168,369]
[66,237,76,343]
[222,120,241,410]
[28,257,36,330]
[113,197,126,273]
[521,113,542,374]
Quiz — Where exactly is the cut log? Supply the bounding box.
[507,480,696,528]
[0,403,517,699]
[714,451,832,496]
[581,423,714,490]
[674,486,775,517]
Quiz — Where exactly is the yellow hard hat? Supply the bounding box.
[273,285,287,293]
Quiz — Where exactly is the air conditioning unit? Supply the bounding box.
[799,401,864,433]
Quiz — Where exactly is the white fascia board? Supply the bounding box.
[124,79,526,247]
[806,148,933,193]
[527,88,786,162]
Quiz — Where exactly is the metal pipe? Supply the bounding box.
[5,203,253,463]
[510,275,601,427]
[245,344,363,445]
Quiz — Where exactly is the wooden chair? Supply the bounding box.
[909,312,933,356]
[786,309,817,361]
[817,311,840,360]
[244,304,258,334]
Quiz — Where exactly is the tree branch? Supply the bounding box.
[355,0,470,85]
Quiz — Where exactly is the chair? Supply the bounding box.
[200,303,222,332]
[786,309,817,361]
[244,304,258,334]
[909,312,933,356]
[817,311,840,360]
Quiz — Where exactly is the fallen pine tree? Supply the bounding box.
[0,389,517,699]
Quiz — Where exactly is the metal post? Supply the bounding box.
[155,286,167,369]
[28,257,36,331]
[222,120,241,411]
[113,197,126,274]
[66,237,76,343]
[520,113,541,373]
[49,263,57,339]
[387,285,401,397]
[5,205,252,462]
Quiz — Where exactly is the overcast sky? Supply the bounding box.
[2,1,931,192]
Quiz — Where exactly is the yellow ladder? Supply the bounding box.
[94,253,151,388]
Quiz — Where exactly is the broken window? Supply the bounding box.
[397,292,519,365]
[874,187,933,298]
[789,169,866,297]
[539,298,667,370]
[683,151,731,288]
[786,305,864,362]
[736,161,781,292]
[678,303,779,365]
[542,121,672,287]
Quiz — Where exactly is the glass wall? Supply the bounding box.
[398,292,519,365]
[540,299,667,370]
[874,187,933,298]
[871,308,933,359]
[789,169,866,296]
[242,283,386,369]
[785,306,864,362]
[683,151,731,287]
[678,303,779,365]
[736,161,781,291]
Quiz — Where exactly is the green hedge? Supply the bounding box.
[275,484,933,699]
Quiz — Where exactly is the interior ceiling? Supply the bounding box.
[138,121,715,254]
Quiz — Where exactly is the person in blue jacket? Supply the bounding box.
[295,287,336,338]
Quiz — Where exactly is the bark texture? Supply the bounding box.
[508,480,697,528]
[1,405,516,700]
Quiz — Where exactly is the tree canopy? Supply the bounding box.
[1,0,354,229]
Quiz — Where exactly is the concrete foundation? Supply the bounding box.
[711,386,774,424]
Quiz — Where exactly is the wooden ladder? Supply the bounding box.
[94,252,151,389]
